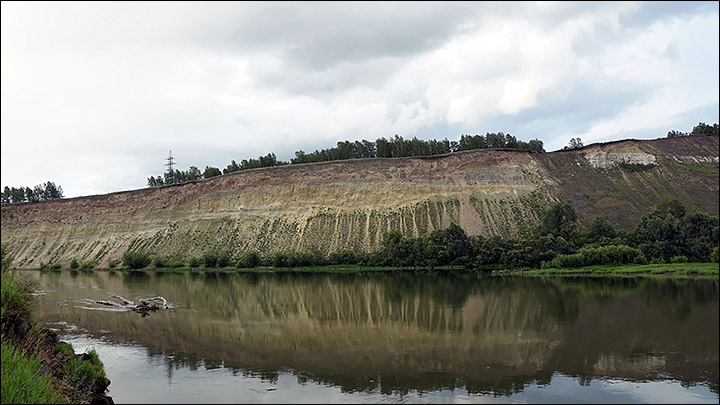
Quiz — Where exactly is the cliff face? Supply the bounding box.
[1,135,718,268]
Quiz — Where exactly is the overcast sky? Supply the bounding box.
[2,1,718,199]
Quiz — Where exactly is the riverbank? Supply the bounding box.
[1,270,113,404]
[35,262,718,278]
[493,262,719,277]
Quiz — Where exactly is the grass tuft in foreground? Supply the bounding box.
[1,269,112,404]
[1,335,62,404]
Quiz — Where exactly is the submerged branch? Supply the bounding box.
[95,294,170,316]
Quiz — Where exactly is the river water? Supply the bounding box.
[16,270,719,403]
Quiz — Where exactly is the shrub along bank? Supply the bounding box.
[106,197,718,273]
[33,197,718,274]
[1,246,113,404]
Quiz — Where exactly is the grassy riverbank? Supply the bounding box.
[47,262,718,278]
[119,264,472,274]
[1,270,112,404]
[493,262,719,277]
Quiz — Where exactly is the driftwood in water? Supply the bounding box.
[96,294,169,316]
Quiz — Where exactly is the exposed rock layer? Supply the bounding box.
[2,135,718,268]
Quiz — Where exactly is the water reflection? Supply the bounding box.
[20,270,719,399]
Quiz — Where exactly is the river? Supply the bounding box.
[16,269,719,403]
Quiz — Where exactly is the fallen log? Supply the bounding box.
[96,294,170,316]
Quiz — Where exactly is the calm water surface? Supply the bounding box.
[17,270,719,403]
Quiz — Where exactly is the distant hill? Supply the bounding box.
[1,135,717,269]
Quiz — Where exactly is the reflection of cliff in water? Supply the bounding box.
[27,271,719,396]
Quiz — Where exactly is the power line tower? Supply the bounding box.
[165,150,176,184]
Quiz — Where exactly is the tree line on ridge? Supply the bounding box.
[146,121,718,188]
[1,181,63,204]
[1,122,716,203]
[147,132,543,187]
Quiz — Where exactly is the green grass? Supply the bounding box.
[106,264,472,274]
[1,336,62,404]
[1,270,110,404]
[63,350,105,380]
[1,271,32,317]
[494,262,719,277]
[671,161,719,177]
[1,271,60,404]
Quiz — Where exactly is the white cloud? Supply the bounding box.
[1,2,718,198]
[567,10,720,146]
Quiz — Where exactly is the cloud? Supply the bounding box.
[1,2,718,198]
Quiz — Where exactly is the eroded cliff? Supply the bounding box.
[1,135,717,268]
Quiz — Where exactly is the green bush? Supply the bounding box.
[152,256,167,268]
[122,251,150,269]
[271,252,290,267]
[712,247,719,263]
[166,259,186,268]
[69,258,79,269]
[79,260,97,270]
[237,251,261,268]
[670,255,688,263]
[545,245,647,268]
[39,262,61,270]
[618,162,656,172]
[202,251,218,268]
[107,259,120,269]
[40,262,61,270]
[217,251,232,268]
[329,250,358,265]
[288,251,321,267]
[545,252,586,269]
[188,257,202,268]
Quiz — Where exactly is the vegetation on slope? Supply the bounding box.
[99,196,717,273]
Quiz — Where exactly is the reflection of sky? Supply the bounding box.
[510,375,717,404]
[61,334,718,404]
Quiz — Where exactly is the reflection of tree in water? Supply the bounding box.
[484,277,582,327]
[541,277,718,393]
[226,367,555,397]
[133,271,545,336]
[30,270,719,397]
[640,278,718,323]
[121,270,153,289]
[146,346,257,385]
[219,272,582,335]
[464,371,556,396]
[380,271,478,308]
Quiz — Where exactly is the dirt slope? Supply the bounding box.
[1,135,717,268]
